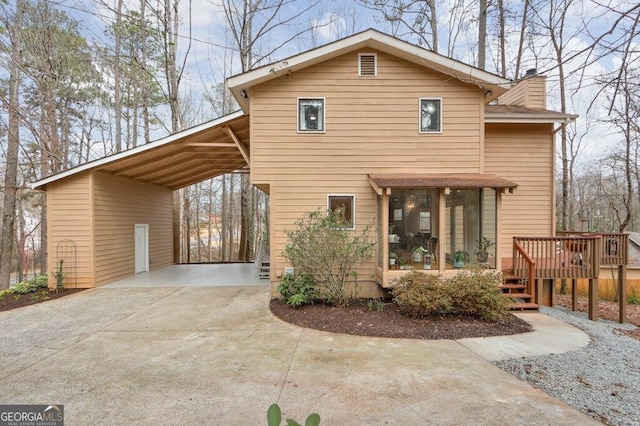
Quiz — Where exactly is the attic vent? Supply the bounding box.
[359,53,377,76]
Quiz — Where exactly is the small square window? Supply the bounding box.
[328,194,355,229]
[298,98,325,132]
[419,98,442,133]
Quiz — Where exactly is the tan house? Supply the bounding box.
[33,29,581,299]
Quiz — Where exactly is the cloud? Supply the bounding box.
[312,12,346,42]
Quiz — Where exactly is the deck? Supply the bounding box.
[509,232,629,322]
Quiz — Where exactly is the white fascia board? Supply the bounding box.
[32,110,246,190]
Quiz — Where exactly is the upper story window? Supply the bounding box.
[298,98,325,132]
[359,53,377,76]
[419,98,442,133]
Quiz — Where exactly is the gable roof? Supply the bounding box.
[32,111,250,191]
[227,29,513,113]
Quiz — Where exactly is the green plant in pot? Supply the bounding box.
[389,252,398,266]
[475,237,495,263]
[412,246,427,263]
[453,250,469,268]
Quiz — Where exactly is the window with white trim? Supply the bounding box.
[298,98,325,132]
[419,98,442,133]
[328,194,355,229]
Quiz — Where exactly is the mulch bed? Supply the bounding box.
[0,289,86,312]
[270,299,533,340]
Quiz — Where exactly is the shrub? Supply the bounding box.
[391,272,452,318]
[445,268,511,321]
[9,275,49,295]
[628,288,640,305]
[283,209,375,306]
[391,268,511,322]
[277,273,317,307]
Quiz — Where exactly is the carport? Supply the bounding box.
[102,264,266,287]
[32,111,254,289]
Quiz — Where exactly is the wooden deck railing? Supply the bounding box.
[513,240,536,297]
[556,232,629,266]
[513,232,629,322]
[513,232,629,280]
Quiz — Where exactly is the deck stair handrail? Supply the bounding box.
[513,235,602,280]
[512,240,536,298]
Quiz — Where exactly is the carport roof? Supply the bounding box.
[32,111,250,191]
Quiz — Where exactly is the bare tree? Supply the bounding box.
[478,0,487,69]
[359,0,438,51]
[220,0,320,261]
[0,0,24,289]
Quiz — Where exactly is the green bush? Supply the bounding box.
[391,268,511,322]
[0,275,49,299]
[9,275,49,295]
[283,209,375,306]
[391,272,452,318]
[628,289,640,305]
[277,273,317,307]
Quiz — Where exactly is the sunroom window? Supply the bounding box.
[385,187,497,271]
[445,189,496,269]
[388,189,439,270]
[298,98,325,132]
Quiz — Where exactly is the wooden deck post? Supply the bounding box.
[588,278,599,321]
[571,279,577,311]
[535,277,543,306]
[618,264,627,323]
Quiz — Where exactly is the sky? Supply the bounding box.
[17,0,640,164]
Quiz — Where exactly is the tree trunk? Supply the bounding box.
[515,0,530,79]
[238,173,249,261]
[428,0,437,53]
[221,175,227,261]
[478,0,487,70]
[114,0,123,152]
[0,0,24,290]
[497,0,507,77]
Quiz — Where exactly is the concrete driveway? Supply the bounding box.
[0,286,599,425]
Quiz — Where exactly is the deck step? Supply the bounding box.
[500,283,527,290]
[510,302,539,311]
[505,292,533,300]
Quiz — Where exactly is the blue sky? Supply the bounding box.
[22,0,640,162]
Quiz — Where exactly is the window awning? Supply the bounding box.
[368,173,518,194]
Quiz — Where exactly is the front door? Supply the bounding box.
[135,224,149,274]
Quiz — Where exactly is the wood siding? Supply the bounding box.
[93,172,173,286]
[46,172,94,288]
[251,49,487,281]
[484,123,555,261]
[497,76,546,109]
